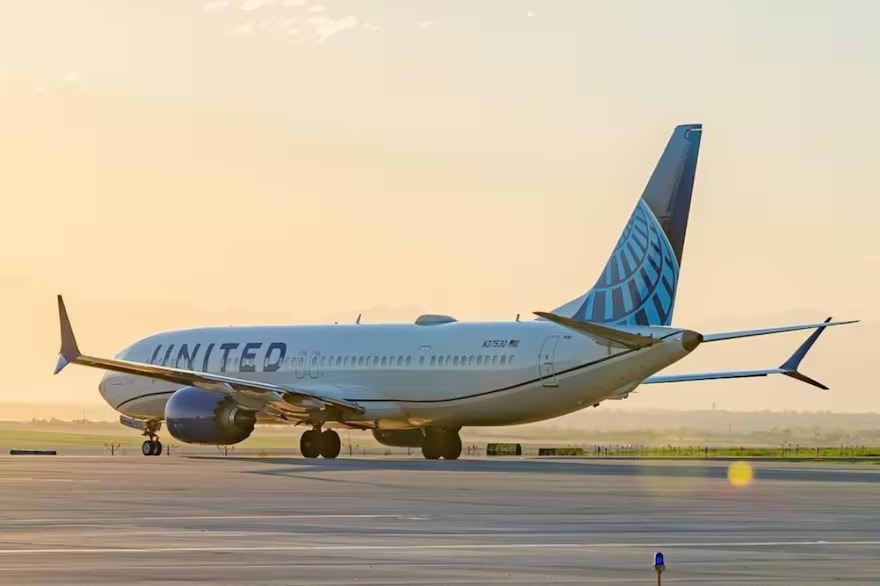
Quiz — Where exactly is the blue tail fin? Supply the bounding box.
[552,124,703,326]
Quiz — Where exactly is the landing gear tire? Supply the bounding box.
[320,430,341,459]
[421,433,443,460]
[421,429,462,460]
[442,433,462,460]
[300,429,322,459]
[141,420,163,457]
[141,440,162,456]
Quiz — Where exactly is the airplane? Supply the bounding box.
[53,123,857,460]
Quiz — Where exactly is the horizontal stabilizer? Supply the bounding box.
[534,311,658,349]
[702,319,857,342]
[644,318,837,389]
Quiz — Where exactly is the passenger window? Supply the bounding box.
[477,356,483,366]
[453,356,459,367]
[372,356,378,366]
[492,355,498,365]
[336,357,342,367]
[397,356,403,366]
[509,355,514,365]
[444,355,451,367]
[430,355,436,367]
[406,356,412,366]
[381,356,387,366]
[358,357,364,367]
[500,355,507,366]
[468,356,475,366]
[321,357,327,367]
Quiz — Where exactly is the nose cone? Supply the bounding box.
[681,330,703,352]
[98,372,119,406]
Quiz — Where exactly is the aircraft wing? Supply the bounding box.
[52,296,364,415]
[643,317,836,390]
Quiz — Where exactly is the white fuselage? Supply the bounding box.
[99,320,696,430]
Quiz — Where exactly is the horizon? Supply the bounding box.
[4,400,880,424]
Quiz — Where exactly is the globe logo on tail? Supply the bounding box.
[573,199,679,326]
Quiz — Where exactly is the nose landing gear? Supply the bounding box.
[140,420,163,456]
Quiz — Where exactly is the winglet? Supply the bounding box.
[54,295,81,374]
[778,317,832,390]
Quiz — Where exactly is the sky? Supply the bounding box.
[2,0,879,417]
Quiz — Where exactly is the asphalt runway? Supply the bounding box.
[0,456,878,584]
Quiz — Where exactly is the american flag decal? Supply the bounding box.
[509,339,520,348]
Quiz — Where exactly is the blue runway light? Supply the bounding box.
[653,551,666,583]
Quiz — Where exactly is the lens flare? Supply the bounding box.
[727,461,754,487]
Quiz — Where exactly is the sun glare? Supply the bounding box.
[727,461,754,487]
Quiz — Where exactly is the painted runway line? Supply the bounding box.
[0,540,878,555]
[2,514,431,523]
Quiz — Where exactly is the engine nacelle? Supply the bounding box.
[164,386,256,445]
[372,428,425,448]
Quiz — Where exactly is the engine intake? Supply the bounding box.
[164,386,256,445]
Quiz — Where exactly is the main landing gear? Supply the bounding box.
[141,420,163,456]
[421,428,462,460]
[300,428,341,459]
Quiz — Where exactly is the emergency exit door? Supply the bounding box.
[538,336,560,387]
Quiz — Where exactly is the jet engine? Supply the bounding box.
[164,386,256,445]
[372,428,425,448]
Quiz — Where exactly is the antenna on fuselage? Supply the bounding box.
[355,313,361,324]
[516,313,520,322]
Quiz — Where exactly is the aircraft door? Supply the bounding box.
[538,336,560,387]
[418,345,433,368]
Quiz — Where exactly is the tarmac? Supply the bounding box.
[0,455,878,584]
